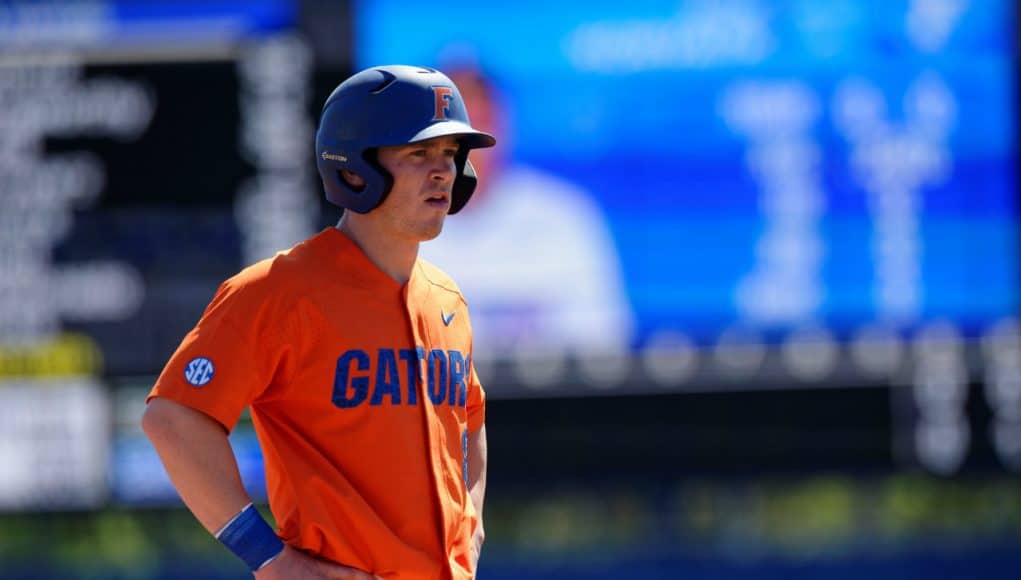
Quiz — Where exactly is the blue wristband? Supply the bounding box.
[215,503,285,572]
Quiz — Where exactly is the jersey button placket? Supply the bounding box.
[403,274,451,560]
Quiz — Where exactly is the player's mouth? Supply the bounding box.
[424,192,449,208]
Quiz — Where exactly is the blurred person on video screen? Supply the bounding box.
[421,62,635,361]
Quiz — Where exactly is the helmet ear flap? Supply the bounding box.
[449,150,477,215]
[356,148,394,212]
[318,148,392,214]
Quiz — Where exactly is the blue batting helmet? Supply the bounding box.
[315,65,496,214]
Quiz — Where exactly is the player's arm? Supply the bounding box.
[141,397,249,532]
[467,424,488,568]
[142,397,375,579]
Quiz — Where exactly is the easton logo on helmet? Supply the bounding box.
[321,151,348,162]
[432,86,454,120]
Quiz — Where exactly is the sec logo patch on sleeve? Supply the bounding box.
[184,357,215,387]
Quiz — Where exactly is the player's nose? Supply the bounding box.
[429,157,455,182]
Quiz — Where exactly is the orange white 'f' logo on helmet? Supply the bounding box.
[432,86,454,120]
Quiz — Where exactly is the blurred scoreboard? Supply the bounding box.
[0,0,314,509]
[359,0,1018,359]
[0,2,318,377]
[0,0,1018,509]
[0,0,1015,384]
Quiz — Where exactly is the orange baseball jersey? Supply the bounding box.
[148,227,485,579]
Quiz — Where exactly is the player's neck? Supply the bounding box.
[336,217,418,285]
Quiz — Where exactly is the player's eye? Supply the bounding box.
[443,148,458,158]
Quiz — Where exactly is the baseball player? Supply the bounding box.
[142,65,494,579]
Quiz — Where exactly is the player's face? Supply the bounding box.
[373,136,459,241]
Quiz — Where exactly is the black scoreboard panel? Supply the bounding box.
[8,53,345,377]
[49,59,248,375]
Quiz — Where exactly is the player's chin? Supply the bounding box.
[412,217,446,241]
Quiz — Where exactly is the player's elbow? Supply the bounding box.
[142,397,226,446]
[140,397,171,443]
[141,397,194,445]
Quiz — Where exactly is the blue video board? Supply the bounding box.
[357,0,1016,352]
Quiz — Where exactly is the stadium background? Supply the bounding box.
[0,0,1019,578]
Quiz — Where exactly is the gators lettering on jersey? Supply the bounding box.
[148,227,485,580]
[332,347,470,409]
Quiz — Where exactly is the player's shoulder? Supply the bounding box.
[218,235,321,302]
[416,258,468,304]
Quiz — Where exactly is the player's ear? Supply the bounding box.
[340,169,366,191]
